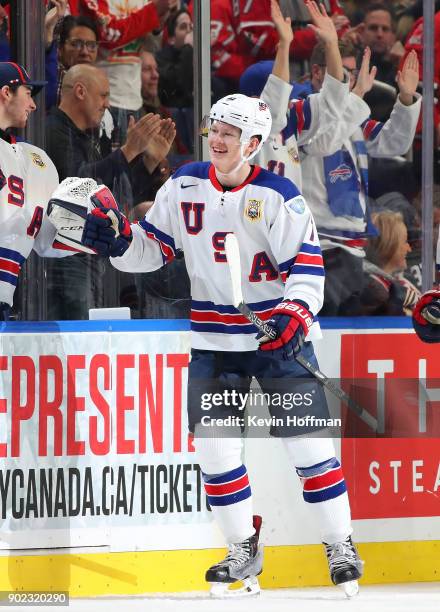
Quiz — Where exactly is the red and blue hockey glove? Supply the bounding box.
[81,207,133,257]
[412,289,440,343]
[257,300,313,360]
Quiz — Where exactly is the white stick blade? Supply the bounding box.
[224,233,244,308]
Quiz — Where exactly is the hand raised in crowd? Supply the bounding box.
[352,47,377,98]
[397,50,419,106]
[305,0,338,46]
[45,0,69,47]
[271,0,293,46]
[121,113,162,163]
[143,117,176,173]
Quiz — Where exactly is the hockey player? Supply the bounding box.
[80,94,363,597]
[0,61,71,320]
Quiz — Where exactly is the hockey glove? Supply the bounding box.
[257,300,313,360]
[412,289,440,343]
[81,207,133,257]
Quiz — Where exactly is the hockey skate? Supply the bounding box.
[324,536,364,598]
[206,515,263,598]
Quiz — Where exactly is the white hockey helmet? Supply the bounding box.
[208,94,272,161]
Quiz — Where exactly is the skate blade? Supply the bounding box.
[209,576,260,598]
[340,580,359,598]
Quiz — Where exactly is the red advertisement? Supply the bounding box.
[340,333,440,519]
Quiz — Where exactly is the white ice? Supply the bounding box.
[16,583,440,612]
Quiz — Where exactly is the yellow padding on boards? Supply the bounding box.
[0,541,438,597]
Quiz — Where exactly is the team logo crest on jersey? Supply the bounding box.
[258,101,268,111]
[245,199,263,222]
[30,152,46,168]
[329,164,352,183]
[286,195,306,215]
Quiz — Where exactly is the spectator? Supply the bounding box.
[157,8,193,108]
[299,47,421,316]
[239,0,349,191]
[207,0,349,92]
[403,8,440,176]
[47,14,100,111]
[156,8,194,151]
[140,48,160,112]
[46,63,174,205]
[140,45,190,163]
[71,0,172,149]
[360,210,420,315]
[357,3,399,86]
[45,63,175,319]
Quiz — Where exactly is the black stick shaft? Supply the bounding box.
[237,302,377,432]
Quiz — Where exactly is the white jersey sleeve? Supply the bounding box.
[261,74,292,134]
[285,73,350,148]
[362,93,422,158]
[301,92,371,158]
[268,194,324,315]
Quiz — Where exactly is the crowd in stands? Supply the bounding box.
[1,0,438,321]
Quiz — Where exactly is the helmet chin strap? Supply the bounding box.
[216,141,255,177]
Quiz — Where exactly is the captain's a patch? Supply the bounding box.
[245,199,263,222]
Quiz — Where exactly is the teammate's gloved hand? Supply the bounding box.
[0,302,10,322]
[412,289,440,343]
[257,300,313,360]
[81,207,132,257]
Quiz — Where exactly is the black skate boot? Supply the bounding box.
[206,515,263,597]
[324,536,364,598]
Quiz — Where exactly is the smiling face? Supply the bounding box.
[207,120,249,175]
[3,85,36,129]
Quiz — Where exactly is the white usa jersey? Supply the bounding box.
[0,135,67,306]
[111,161,325,351]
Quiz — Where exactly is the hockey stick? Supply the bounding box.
[224,233,377,432]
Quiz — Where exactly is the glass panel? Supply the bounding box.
[9,2,436,322]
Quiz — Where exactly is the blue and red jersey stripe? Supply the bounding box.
[361,119,384,141]
[138,220,176,264]
[191,297,279,335]
[0,247,25,287]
